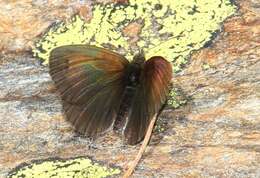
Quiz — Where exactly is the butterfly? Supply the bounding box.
[49,45,172,145]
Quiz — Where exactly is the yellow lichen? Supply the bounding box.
[8,157,120,178]
[33,0,237,72]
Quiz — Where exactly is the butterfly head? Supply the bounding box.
[132,49,145,65]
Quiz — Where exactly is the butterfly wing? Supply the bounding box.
[124,56,172,145]
[49,45,129,137]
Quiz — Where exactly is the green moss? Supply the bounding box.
[167,88,187,108]
[33,0,237,72]
[8,157,120,178]
[154,122,166,133]
[202,62,213,70]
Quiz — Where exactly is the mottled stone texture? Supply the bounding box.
[0,0,259,178]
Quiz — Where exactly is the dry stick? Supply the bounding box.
[123,114,157,178]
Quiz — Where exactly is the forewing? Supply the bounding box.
[49,45,129,136]
[124,56,172,145]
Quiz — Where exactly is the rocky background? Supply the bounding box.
[0,0,259,177]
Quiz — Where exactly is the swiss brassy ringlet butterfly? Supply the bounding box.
[49,45,172,145]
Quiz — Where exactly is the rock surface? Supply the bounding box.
[0,0,259,178]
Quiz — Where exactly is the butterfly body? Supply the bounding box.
[49,45,172,145]
[113,54,145,133]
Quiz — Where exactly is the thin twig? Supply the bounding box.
[123,115,157,178]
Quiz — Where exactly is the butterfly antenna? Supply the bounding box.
[144,35,177,53]
[139,48,144,56]
[136,14,177,52]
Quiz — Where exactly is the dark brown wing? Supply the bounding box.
[49,45,129,137]
[124,56,172,145]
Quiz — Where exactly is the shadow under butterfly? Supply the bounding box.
[49,45,172,145]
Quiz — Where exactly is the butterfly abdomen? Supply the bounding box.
[113,63,142,133]
[113,86,136,132]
